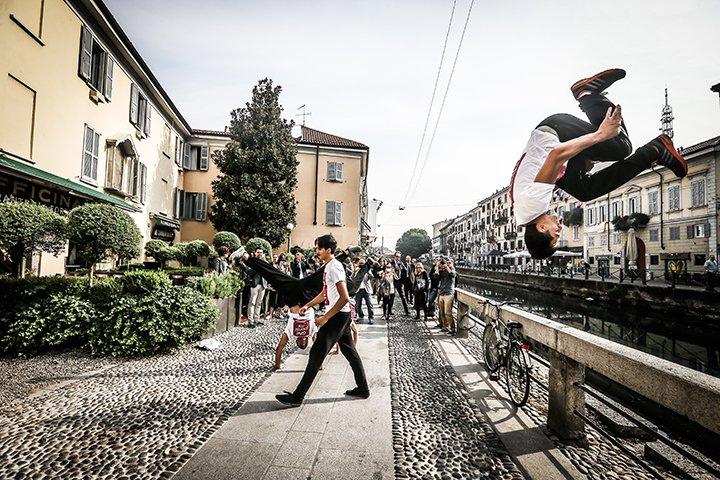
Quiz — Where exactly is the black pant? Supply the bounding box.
[706,272,716,291]
[394,281,410,314]
[382,294,395,317]
[355,289,373,318]
[413,291,428,319]
[543,93,656,202]
[292,311,368,399]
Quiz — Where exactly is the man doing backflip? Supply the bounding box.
[512,68,687,259]
[276,234,369,407]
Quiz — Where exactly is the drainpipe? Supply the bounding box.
[606,193,611,252]
[313,145,319,225]
[652,168,665,250]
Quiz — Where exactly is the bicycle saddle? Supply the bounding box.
[506,322,523,329]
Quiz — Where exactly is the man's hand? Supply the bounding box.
[299,306,309,315]
[596,106,622,142]
[315,315,327,328]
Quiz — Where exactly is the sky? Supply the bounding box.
[107,0,720,249]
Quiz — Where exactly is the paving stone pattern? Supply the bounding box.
[387,316,524,480]
[460,331,684,480]
[0,321,289,480]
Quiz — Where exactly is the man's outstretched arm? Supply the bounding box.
[535,106,623,184]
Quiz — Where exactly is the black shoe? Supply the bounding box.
[570,68,626,100]
[275,393,302,407]
[255,320,265,326]
[247,323,256,329]
[345,387,370,399]
[650,134,687,178]
[368,319,374,325]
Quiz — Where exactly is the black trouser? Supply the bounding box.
[355,289,373,318]
[292,311,368,399]
[706,272,716,291]
[404,280,413,302]
[542,93,656,202]
[393,281,410,314]
[427,288,438,317]
[413,291,428,319]
[382,294,395,317]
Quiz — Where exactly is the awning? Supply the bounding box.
[152,214,180,230]
[0,153,139,212]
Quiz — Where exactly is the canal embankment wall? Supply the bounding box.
[457,268,720,322]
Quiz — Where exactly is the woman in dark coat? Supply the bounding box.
[412,263,430,320]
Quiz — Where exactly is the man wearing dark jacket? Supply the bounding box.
[240,247,268,328]
[392,251,410,315]
[290,252,310,279]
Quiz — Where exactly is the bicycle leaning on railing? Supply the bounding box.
[481,300,532,407]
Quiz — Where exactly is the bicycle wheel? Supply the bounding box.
[482,322,502,373]
[505,341,530,407]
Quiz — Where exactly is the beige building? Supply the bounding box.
[1,0,370,275]
[179,125,371,251]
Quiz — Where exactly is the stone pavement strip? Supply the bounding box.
[173,316,394,480]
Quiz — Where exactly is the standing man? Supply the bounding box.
[704,255,717,292]
[290,251,309,279]
[276,234,369,407]
[404,255,414,303]
[353,258,375,324]
[437,259,458,333]
[392,251,410,315]
[241,247,268,328]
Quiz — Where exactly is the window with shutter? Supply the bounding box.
[143,101,151,136]
[648,191,659,215]
[183,143,191,169]
[200,145,209,170]
[336,162,343,180]
[103,55,113,100]
[687,225,695,239]
[195,193,207,221]
[140,163,147,204]
[668,185,681,211]
[78,26,92,81]
[130,84,139,125]
[691,179,706,207]
[325,201,335,225]
[182,192,194,220]
[327,162,335,181]
[669,226,680,240]
[334,202,342,225]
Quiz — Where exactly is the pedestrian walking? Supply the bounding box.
[276,234,369,407]
[704,255,717,292]
[392,251,411,315]
[352,258,375,324]
[378,265,398,320]
[437,259,458,333]
[240,247,268,328]
[404,255,414,303]
[412,263,429,321]
[511,68,687,260]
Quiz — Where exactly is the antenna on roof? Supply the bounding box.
[296,105,312,126]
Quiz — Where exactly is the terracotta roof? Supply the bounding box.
[192,129,230,138]
[299,126,368,149]
[677,135,720,157]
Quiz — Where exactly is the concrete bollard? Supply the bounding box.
[547,349,587,443]
[456,301,469,339]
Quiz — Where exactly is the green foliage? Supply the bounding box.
[395,228,432,260]
[153,245,181,266]
[163,266,207,277]
[210,78,298,247]
[174,240,212,266]
[144,240,167,259]
[563,207,584,227]
[213,231,241,251]
[245,237,273,261]
[66,204,141,273]
[88,286,218,357]
[2,294,96,356]
[612,213,650,231]
[186,272,244,299]
[120,270,172,295]
[0,201,67,277]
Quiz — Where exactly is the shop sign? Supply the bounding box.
[0,172,84,211]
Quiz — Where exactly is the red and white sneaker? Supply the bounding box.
[650,134,687,178]
[571,68,626,100]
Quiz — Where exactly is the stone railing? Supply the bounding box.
[453,288,720,439]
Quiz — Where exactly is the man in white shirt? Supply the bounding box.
[274,306,318,370]
[510,68,688,259]
[276,234,369,407]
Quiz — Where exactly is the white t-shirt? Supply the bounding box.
[511,127,561,226]
[323,257,351,313]
[284,310,317,341]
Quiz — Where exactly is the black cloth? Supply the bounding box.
[392,260,410,314]
[242,263,267,289]
[292,311,368,399]
[541,93,656,202]
[290,260,310,279]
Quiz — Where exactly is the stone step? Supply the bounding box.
[644,440,720,480]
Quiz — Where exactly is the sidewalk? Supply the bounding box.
[173,316,394,480]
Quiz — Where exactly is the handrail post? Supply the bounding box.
[548,349,587,443]
[456,297,469,339]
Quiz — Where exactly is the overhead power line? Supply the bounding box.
[404,0,475,207]
[399,0,458,208]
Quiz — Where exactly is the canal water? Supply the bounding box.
[458,277,720,378]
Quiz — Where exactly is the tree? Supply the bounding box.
[395,228,432,259]
[213,231,241,251]
[210,78,298,247]
[66,204,141,281]
[0,201,67,277]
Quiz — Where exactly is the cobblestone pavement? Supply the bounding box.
[387,315,524,480]
[460,329,684,480]
[0,320,289,480]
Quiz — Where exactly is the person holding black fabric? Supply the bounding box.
[392,251,410,315]
[412,263,429,321]
[276,234,369,407]
[428,259,441,322]
[239,247,268,328]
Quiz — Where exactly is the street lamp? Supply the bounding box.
[286,222,294,253]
